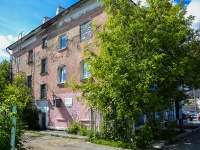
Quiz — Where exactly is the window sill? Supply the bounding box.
[40,72,48,76]
[27,61,33,64]
[57,83,65,88]
[80,77,94,83]
[58,47,67,52]
[42,46,47,49]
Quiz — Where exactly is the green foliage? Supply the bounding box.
[67,121,90,136]
[77,125,90,136]
[66,121,81,134]
[0,60,10,100]
[2,72,33,113]
[21,105,40,130]
[1,72,39,130]
[73,0,200,146]
[0,104,25,150]
[89,138,136,149]
[0,72,39,149]
[161,121,176,143]
[134,123,157,148]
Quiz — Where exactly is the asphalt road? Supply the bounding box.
[163,130,200,150]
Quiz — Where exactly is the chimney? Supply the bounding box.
[43,16,51,23]
[56,6,65,15]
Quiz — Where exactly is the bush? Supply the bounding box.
[0,104,25,150]
[67,121,91,136]
[21,105,40,130]
[66,121,81,134]
[78,125,90,136]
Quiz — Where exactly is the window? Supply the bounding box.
[58,66,66,83]
[40,84,46,99]
[42,38,47,48]
[81,61,91,79]
[59,35,66,49]
[27,75,32,88]
[28,50,33,63]
[41,58,47,73]
[17,55,22,67]
[80,21,92,42]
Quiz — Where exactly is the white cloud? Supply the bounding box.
[7,35,17,42]
[186,0,200,29]
[0,34,16,59]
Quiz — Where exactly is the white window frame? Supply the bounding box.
[17,55,22,67]
[81,61,91,79]
[58,66,66,83]
[80,21,92,42]
[59,34,67,50]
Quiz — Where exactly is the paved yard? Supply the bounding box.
[22,132,126,150]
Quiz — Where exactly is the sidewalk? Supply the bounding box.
[35,130,87,139]
[151,124,200,149]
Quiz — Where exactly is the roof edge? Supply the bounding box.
[7,0,91,50]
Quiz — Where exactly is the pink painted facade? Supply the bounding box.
[8,0,107,130]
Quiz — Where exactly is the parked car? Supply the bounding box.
[182,112,193,121]
[189,110,195,116]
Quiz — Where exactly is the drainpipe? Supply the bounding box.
[6,48,12,84]
[6,48,16,150]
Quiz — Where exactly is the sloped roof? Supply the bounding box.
[7,0,90,50]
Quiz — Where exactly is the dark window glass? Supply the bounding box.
[41,58,47,73]
[40,84,46,99]
[27,75,32,88]
[42,38,47,47]
[28,50,33,63]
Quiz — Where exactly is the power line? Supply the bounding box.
[40,0,59,7]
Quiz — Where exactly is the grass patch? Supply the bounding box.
[25,131,46,136]
[25,130,79,139]
[89,139,135,149]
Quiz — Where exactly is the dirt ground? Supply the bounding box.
[22,132,125,150]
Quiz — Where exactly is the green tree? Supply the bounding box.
[0,60,10,100]
[72,0,200,144]
[0,72,39,149]
[2,72,39,130]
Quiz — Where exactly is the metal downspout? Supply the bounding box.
[6,48,12,84]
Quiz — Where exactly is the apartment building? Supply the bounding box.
[7,0,107,130]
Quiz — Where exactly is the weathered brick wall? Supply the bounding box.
[11,4,107,129]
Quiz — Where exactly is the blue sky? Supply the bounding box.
[0,0,79,63]
[0,0,200,63]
